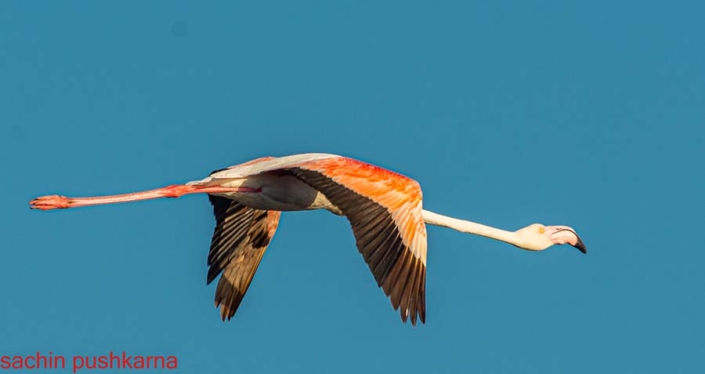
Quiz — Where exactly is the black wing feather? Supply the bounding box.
[288,168,426,325]
[207,195,279,321]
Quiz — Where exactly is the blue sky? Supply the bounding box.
[1,1,704,373]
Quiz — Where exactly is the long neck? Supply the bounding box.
[422,209,519,246]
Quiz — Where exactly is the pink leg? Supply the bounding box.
[29,184,261,211]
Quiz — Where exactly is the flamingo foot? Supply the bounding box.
[30,195,71,210]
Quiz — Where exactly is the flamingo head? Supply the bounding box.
[514,224,587,253]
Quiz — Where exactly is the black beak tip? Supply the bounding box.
[574,238,587,254]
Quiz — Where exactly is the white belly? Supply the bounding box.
[211,173,343,215]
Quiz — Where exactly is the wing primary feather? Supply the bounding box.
[371,234,405,287]
[404,258,421,325]
[209,221,252,264]
[388,250,414,310]
[287,166,427,325]
[206,195,280,320]
[352,212,390,244]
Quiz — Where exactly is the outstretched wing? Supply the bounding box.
[287,157,427,325]
[207,195,281,320]
[205,153,428,325]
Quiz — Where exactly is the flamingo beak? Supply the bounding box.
[551,228,587,254]
[571,233,587,254]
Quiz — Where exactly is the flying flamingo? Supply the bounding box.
[29,153,586,326]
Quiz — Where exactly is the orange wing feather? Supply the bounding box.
[297,157,427,263]
[286,156,428,325]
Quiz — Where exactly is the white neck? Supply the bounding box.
[422,209,520,247]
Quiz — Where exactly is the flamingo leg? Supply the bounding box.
[29,184,260,211]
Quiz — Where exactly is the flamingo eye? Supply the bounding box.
[538,227,545,234]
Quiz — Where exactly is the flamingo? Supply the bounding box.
[29,153,587,326]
